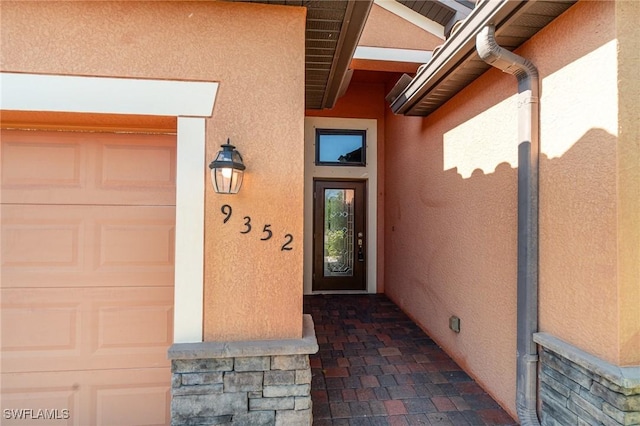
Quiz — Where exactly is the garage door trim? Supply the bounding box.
[1,72,219,344]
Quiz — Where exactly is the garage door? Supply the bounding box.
[1,130,176,425]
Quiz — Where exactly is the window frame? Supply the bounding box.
[315,128,367,167]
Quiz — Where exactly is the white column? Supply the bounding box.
[174,117,206,343]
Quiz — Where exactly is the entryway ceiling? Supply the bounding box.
[397,0,474,35]
[228,0,472,110]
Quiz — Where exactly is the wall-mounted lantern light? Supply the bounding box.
[209,140,245,194]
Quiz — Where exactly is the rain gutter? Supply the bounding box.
[390,0,526,115]
[476,25,540,426]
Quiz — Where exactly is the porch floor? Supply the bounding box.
[304,294,518,426]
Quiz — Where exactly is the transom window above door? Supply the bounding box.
[315,129,366,166]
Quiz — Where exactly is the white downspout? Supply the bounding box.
[476,25,541,425]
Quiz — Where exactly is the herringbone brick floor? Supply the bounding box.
[304,294,518,426]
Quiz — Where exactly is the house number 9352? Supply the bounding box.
[220,204,293,251]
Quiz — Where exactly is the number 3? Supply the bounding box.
[241,216,252,234]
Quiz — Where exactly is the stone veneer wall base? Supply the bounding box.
[534,333,640,426]
[168,315,318,426]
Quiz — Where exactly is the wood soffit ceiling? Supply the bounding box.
[398,0,474,35]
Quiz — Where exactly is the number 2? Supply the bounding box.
[281,234,293,251]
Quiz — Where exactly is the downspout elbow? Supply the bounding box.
[476,25,539,92]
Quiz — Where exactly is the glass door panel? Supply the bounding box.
[323,188,355,277]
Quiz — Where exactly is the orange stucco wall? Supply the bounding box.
[532,0,622,367]
[385,77,519,416]
[306,79,389,293]
[359,4,443,51]
[616,0,640,367]
[384,0,636,416]
[352,4,443,74]
[1,1,306,341]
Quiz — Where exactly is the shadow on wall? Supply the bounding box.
[381,2,621,416]
[383,125,618,415]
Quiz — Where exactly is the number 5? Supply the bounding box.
[261,224,273,241]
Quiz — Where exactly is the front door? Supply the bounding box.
[313,180,366,291]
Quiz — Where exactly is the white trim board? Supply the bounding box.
[1,72,216,344]
[0,73,217,117]
[354,46,432,64]
[303,117,378,295]
[374,0,445,39]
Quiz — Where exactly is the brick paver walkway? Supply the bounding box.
[304,294,518,426]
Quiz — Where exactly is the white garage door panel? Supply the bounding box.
[2,368,171,426]
[1,204,175,288]
[1,286,173,373]
[0,131,176,206]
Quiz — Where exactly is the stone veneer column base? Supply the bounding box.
[534,333,640,426]
[168,315,318,426]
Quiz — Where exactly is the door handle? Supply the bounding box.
[357,232,364,262]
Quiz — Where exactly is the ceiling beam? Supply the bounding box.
[322,0,374,109]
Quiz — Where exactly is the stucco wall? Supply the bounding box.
[384,0,627,417]
[531,0,620,367]
[0,1,306,342]
[359,4,443,50]
[385,76,519,416]
[616,0,640,367]
[306,80,388,293]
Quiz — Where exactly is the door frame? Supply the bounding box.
[303,117,377,294]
